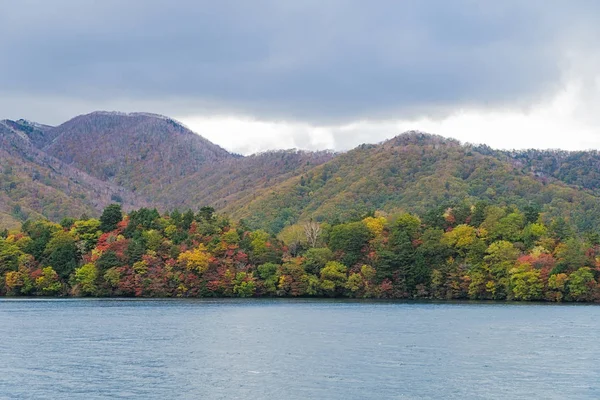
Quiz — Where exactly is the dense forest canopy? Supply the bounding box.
[2,202,599,302]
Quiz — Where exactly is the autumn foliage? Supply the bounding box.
[2,202,600,302]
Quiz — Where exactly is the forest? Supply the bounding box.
[1,201,599,302]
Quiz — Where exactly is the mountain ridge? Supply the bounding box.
[3,111,600,234]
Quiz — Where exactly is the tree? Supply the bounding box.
[124,208,160,236]
[550,217,573,241]
[170,209,182,226]
[96,250,122,271]
[178,245,211,273]
[328,221,371,266]
[384,227,417,289]
[72,263,99,296]
[198,206,215,221]
[441,224,477,258]
[233,272,256,297]
[345,272,366,297]
[22,220,61,260]
[553,238,587,273]
[546,273,568,302]
[71,218,102,252]
[509,264,542,301]
[5,267,34,295]
[363,216,387,238]
[142,230,163,251]
[278,224,307,256]
[391,213,421,241]
[100,204,123,232]
[257,262,280,295]
[406,253,430,295]
[418,228,450,269]
[567,267,595,301]
[485,241,519,266]
[470,201,489,227]
[523,203,541,224]
[125,238,146,264]
[60,217,76,229]
[247,230,281,265]
[484,241,520,299]
[277,258,308,296]
[44,231,79,279]
[489,212,525,242]
[320,261,348,297]
[0,238,23,274]
[182,210,195,230]
[34,267,62,295]
[302,247,334,275]
[303,219,322,248]
[522,223,548,249]
[468,267,492,300]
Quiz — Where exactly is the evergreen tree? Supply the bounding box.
[100,204,123,232]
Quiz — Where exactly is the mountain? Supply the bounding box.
[477,146,600,193]
[0,119,148,228]
[4,112,600,236]
[157,149,336,211]
[1,111,334,227]
[40,111,335,211]
[1,118,57,148]
[44,112,236,194]
[230,132,600,233]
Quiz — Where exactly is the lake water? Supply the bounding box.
[1,299,599,399]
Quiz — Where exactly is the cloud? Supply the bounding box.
[2,0,600,127]
[179,80,600,154]
[179,115,336,155]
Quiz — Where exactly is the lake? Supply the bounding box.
[0,299,599,399]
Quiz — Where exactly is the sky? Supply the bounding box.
[1,0,600,154]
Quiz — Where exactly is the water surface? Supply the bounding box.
[1,299,599,399]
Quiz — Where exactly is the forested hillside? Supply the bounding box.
[232,133,600,233]
[4,112,600,240]
[158,149,335,211]
[481,146,600,193]
[2,203,599,302]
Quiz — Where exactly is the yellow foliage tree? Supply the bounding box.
[178,245,211,273]
[363,216,387,237]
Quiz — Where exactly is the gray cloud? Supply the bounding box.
[1,0,599,125]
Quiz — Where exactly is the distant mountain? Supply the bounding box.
[231,132,600,233]
[477,146,600,193]
[157,149,336,210]
[44,112,235,194]
[1,118,57,148]
[41,111,335,213]
[0,119,147,228]
[1,111,334,227]
[4,112,600,235]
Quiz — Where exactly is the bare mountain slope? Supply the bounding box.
[0,120,148,227]
[44,112,236,194]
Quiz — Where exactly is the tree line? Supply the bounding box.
[1,201,599,301]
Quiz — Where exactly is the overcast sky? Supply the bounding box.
[1,0,600,154]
